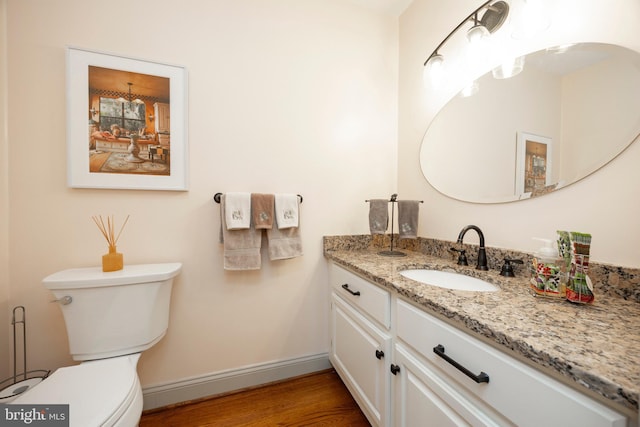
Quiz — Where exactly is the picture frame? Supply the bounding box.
[66,47,188,191]
[515,132,552,197]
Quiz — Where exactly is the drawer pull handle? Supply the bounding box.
[375,350,385,360]
[341,284,361,296]
[433,344,489,384]
[390,364,400,375]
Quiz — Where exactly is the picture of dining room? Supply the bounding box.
[88,66,171,176]
[523,138,549,194]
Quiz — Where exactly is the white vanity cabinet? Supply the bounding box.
[395,299,626,427]
[328,262,628,427]
[329,263,392,426]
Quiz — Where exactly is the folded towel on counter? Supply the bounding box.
[224,192,251,230]
[275,194,299,229]
[220,195,262,270]
[398,200,420,239]
[368,199,388,235]
[267,222,303,260]
[251,193,275,229]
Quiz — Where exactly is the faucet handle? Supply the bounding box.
[500,258,523,277]
[450,248,468,266]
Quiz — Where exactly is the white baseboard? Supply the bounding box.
[141,352,331,411]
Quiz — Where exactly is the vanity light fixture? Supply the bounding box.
[422,1,510,85]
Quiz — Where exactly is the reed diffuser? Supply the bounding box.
[92,215,130,272]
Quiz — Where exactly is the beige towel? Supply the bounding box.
[267,223,303,260]
[252,193,275,229]
[368,199,388,235]
[220,195,262,270]
[398,200,420,239]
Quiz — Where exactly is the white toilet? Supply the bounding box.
[14,262,182,427]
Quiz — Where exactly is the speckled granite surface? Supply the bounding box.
[324,235,640,416]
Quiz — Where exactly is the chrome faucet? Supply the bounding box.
[457,225,488,271]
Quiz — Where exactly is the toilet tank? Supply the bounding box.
[43,263,182,361]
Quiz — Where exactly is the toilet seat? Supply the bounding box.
[13,354,142,427]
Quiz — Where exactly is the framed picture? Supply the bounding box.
[515,132,552,197]
[67,47,188,191]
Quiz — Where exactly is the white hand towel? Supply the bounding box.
[225,192,251,230]
[275,193,299,229]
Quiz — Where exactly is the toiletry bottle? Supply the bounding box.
[530,238,565,298]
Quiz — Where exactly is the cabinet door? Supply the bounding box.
[331,294,391,427]
[154,102,170,134]
[393,344,507,427]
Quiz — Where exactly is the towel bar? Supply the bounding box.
[365,196,424,203]
[213,193,303,204]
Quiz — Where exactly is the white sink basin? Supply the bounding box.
[399,269,499,292]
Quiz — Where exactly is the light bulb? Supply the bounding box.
[467,24,489,44]
[423,54,444,87]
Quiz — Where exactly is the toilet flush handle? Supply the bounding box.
[50,296,73,305]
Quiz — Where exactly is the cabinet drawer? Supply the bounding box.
[396,299,625,427]
[330,263,390,329]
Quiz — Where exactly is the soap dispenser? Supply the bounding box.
[530,238,566,299]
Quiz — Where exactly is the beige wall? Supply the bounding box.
[560,56,640,181]
[1,0,9,382]
[399,0,640,267]
[5,0,398,386]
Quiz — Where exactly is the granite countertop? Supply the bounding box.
[324,247,640,415]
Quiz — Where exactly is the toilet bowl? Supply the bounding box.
[12,263,182,427]
[14,354,142,427]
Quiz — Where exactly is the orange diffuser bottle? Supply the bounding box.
[93,215,129,273]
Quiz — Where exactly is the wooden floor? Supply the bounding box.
[139,369,371,426]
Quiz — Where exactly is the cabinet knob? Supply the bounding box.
[390,364,400,375]
[375,350,384,360]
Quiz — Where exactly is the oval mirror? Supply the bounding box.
[420,43,640,203]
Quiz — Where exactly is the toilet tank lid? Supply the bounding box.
[43,262,182,289]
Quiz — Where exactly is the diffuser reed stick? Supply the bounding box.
[92,215,129,272]
[92,214,130,247]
